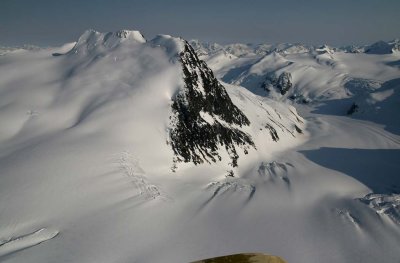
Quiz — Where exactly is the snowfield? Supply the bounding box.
[0,30,399,263]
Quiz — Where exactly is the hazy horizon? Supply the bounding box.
[1,0,399,47]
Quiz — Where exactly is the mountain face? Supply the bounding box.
[170,41,254,168]
[147,35,302,170]
[0,29,303,173]
[69,31,258,169]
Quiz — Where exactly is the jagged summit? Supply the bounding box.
[169,40,255,168]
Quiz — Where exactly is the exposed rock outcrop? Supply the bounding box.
[262,72,293,95]
[169,41,255,168]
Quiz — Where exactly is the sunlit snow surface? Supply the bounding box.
[0,31,400,263]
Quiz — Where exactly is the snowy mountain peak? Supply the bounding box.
[75,29,101,45]
[70,29,146,54]
[114,29,146,42]
[315,44,335,54]
[150,34,186,57]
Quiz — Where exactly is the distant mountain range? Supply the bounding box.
[189,39,400,57]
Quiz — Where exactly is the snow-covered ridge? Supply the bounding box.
[66,30,193,62]
[69,29,147,54]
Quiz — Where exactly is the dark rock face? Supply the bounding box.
[265,124,279,142]
[169,42,255,169]
[288,94,310,104]
[262,72,293,95]
[347,103,359,115]
[294,125,302,134]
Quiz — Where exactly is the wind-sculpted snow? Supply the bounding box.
[258,161,293,186]
[206,180,256,201]
[334,208,360,227]
[203,161,295,205]
[0,229,58,257]
[359,193,400,224]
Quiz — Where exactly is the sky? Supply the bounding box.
[1,0,399,47]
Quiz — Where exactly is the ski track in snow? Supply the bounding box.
[117,152,171,202]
